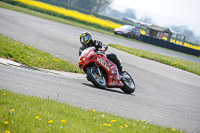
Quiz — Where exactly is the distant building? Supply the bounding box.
[123,17,187,44]
[146,25,172,41]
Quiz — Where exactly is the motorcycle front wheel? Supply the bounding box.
[86,68,106,89]
[120,71,135,94]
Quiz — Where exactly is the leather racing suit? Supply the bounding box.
[79,40,123,72]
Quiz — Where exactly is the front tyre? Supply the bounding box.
[86,68,106,89]
[120,71,135,94]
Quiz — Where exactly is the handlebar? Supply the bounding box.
[96,50,105,55]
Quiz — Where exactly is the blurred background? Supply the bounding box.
[34,0,200,45]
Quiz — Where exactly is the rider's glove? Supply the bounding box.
[96,47,106,55]
[94,40,103,47]
[99,48,106,51]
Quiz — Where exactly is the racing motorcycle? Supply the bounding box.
[78,47,135,94]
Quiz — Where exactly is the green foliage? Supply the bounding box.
[0,90,184,133]
[0,34,83,73]
[109,44,200,76]
[36,0,92,14]
[3,0,127,32]
[72,0,96,12]
[18,0,128,25]
[0,1,115,37]
[0,2,199,76]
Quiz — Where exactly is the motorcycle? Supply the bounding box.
[78,47,135,94]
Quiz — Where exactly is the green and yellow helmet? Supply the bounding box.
[80,31,92,47]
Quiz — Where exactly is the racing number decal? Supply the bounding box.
[97,58,110,71]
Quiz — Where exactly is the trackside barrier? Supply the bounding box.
[139,35,200,57]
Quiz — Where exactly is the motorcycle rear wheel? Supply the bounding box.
[86,68,106,89]
[120,71,135,94]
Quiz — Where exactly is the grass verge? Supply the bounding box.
[0,1,114,36]
[0,34,83,73]
[1,1,199,52]
[109,44,200,76]
[0,1,141,42]
[0,2,199,75]
[0,90,184,133]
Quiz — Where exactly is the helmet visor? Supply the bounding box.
[80,34,90,44]
[85,34,90,42]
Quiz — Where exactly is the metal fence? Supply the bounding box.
[139,35,200,57]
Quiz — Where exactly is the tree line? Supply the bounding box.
[35,0,199,44]
[170,25,200,44]
[36,0,113,13]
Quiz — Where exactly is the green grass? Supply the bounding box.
[0,1,199,76]
[0,90,184,133]
[0,1,114,36]
[1,1,199,51]
[109,44,200,76]
[0,1,141,42]
[3,0,115,32]
[0,34,83,73]
[1,1,198,55]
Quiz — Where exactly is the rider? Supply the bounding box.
[79,31,124,73]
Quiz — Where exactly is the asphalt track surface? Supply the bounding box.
[0,8,200,132]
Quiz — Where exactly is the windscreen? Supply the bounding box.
[120,25,133,31]
[79,47,95,58]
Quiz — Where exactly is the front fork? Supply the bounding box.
[85,63,103,78]
[94,63,103,77]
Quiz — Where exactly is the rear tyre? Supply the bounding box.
[120,71,135,94]
[86,68,106,89]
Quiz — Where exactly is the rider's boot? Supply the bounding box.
[118,65,125,74]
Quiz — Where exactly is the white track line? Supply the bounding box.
[0,58,86,79]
